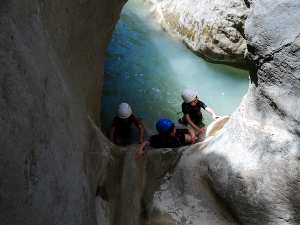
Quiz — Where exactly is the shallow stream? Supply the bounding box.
[101,0,249,134]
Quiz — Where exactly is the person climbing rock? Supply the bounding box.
[180,89,219,137]
[135,118,196,159]
[110,102,144,146]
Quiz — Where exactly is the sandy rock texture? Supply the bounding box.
[146,0,249,66]
[0,0,125,224]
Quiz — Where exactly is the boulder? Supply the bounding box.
[146,0,248,66]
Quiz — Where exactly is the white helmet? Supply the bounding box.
[118,102,132,119]
[181,89,198,103]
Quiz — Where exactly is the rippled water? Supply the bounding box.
[101,0,249,133]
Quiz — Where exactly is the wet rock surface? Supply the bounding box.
[146,0,248,66]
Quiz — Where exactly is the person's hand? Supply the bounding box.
[191,135,196,144]
[197,127,205,136]
[135,148,145,160]
[190,131,196,143]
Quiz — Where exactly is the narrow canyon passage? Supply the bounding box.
[101,0,249,135]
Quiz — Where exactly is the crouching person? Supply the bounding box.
[110,102,144,146]
[135,118,195,160]
[180,89,219,139]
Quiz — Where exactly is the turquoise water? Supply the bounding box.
[101,0,249,133]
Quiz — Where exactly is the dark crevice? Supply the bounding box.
[205,175,244,225]
[96,185,109,201]
[247,32,300,87]
[260,89,287,119]
[244,0,251,8]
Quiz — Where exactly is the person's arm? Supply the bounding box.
[185,114,202,132]
[110,126,116,143]
[136,123,145,144]
[133,116,145,143]
[138,124,144,144]
[187,128,196,144]
[135,141,149,160]
[185,114,205,137]
[205,107,219,120]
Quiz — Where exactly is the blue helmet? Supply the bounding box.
[156,118,175,134]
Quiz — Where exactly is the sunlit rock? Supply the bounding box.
[200,0,300,224]
[145,143,238,225]
[146,0,248,66]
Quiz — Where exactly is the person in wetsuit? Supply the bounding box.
[110,102,144,146]
[135,118,196,159]
[180,89,219,137]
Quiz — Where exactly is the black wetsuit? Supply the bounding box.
[182,100,207,125]
[149,129,189,148]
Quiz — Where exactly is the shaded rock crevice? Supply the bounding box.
[104,146,183,225]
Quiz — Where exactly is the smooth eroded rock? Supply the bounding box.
[0,0,125,224]
[146,0,248,66]
[202,0,300,224]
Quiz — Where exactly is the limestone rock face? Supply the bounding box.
[145,143,238,225]
[202,0,300,224]
[104,145,183,225]
[0,0,124,224]
[146,0,248,66]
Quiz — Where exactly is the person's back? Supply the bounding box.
[110,103,144,146]
[112,114,139,135]
[180,89,219,137]
[149,128,189,148]
[181,100,206,125]
[135,119,196,159]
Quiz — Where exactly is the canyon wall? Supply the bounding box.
[0,0,125,224]
[2,0,300,225]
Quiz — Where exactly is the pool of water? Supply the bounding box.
[101,0,249,133]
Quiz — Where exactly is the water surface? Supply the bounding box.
[102,0,249,133]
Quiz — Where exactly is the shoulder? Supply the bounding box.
[130,114,141,124]
[182,102,189,111]
[129,114,137,121]
[198,100,207,108]
[112,116,119,124]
